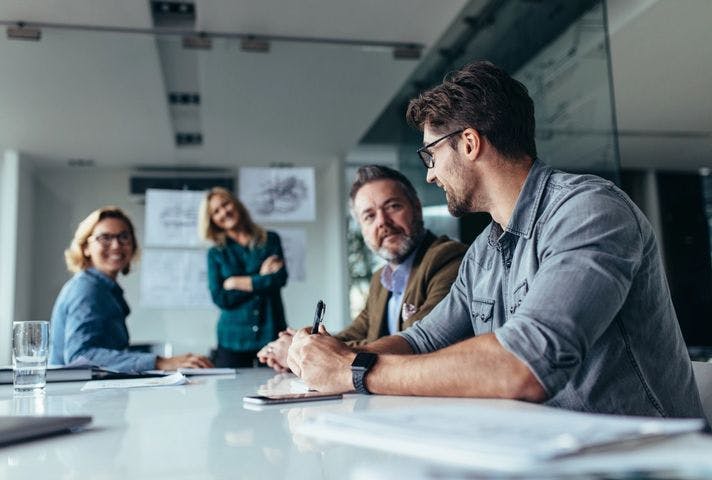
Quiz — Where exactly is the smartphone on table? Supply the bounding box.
[243,391,343,405]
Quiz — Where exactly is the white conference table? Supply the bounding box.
[1,368,712,480]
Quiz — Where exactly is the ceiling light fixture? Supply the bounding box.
[182,34,211,50]
[0,20,423,55]
[6,23,41,41]
[67,158,95,168]
[393,45,422,60]
[240,36,270,53]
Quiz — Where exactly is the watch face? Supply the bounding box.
[352,353,377,370]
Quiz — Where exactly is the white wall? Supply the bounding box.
[0,150,19,362]
[0,150,36,362]
[30,162,348,356]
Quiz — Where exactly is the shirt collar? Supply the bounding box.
[380,248,417,295]
[488,158,553,245]
[85,267,122,293]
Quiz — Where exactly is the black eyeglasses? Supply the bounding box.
[91,231,133,247]
[416,129,464,168]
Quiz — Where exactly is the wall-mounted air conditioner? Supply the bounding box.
[129,167,234,203]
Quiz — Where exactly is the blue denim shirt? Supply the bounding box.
[49,268,156,373]
[400,159,704,418]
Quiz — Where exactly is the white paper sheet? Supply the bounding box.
[239,167,316,222]
[80,372,189,391]
[144,368,236,376]
[297,403,706,472]
[139,249,212,307]
[144,189,206,247]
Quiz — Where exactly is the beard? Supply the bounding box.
[446,190,469,218]
[367,222,425,264]
[443,152,475,218]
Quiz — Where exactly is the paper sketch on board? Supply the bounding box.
[145,189,205,247]
[139,249,212,308]
[273,228,307,282]
[239,167,316,222]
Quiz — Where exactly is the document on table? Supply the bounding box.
[144,368,236,376]
[81,372,189,391]
[297,403,706,472]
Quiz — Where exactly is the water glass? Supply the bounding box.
[12,321,50,392]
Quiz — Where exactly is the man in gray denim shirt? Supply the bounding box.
[287,61,703,418]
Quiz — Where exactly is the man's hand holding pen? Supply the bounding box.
[287,324,356,393]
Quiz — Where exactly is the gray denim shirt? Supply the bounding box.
[400,159,704,418]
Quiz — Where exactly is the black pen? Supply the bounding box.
[311,300,326,334]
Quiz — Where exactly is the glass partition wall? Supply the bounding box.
[348,0,619,316]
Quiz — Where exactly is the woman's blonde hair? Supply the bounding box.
[64,206,139,275]
[198,187,267,247]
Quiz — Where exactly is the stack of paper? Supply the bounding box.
[297,403,706,472]
[81,372,189,391]
[143,367,236,376]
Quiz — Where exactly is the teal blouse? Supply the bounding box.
[207,231,288,351]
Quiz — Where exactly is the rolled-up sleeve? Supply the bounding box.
[495,188,643,395]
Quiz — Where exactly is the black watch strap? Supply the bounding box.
[351,352,378,395]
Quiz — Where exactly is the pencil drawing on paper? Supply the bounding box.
[159,205,197,228]
[239,167,316,222]
[254,175,308,216]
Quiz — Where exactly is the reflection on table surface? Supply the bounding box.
[1,369,712,480]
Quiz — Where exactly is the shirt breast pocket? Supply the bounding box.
[471,297,495,334]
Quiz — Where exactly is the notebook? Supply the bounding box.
[0,416,92,447]
[0,366,166,384]
[0,365,93,384]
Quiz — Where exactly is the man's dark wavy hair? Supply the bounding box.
[406,60,537,160]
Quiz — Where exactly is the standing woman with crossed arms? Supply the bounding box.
[199,187,288,367]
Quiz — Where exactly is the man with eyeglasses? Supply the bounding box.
[257,165,467,371]
[287,61,704,419]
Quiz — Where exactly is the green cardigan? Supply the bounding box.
[207,231,288,351]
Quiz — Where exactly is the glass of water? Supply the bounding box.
[12,321,50,392]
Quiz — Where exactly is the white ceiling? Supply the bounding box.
[197,0,460,46]
[0,0,153,28]
[0,0,469,169]
[0,0,710,171]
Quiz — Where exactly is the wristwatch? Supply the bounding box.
[351,352,378,394]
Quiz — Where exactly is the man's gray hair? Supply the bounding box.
[349,165,422,213]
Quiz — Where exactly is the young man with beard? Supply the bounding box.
[257,165,467,371]
[286,61,704,419]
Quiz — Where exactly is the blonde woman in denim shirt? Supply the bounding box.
[199,188,288,368]
[50,206,213,372]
